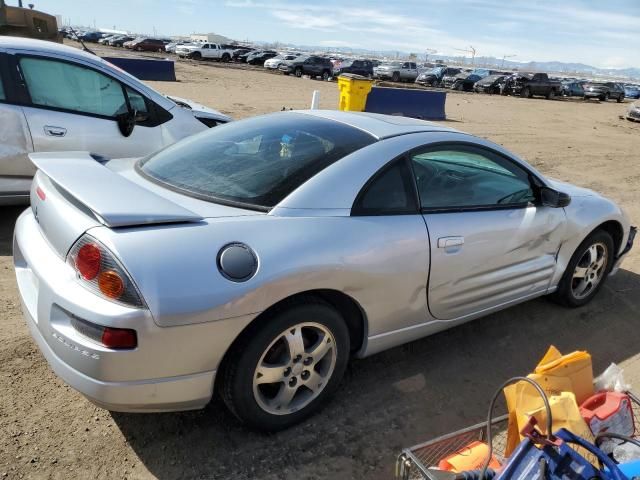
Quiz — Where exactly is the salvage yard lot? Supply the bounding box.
[1,53,640,479]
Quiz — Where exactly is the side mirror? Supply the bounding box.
[540,187,571,208]
[134,111,149,123]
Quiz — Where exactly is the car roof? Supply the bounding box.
[293,110,457,139]
[0,36,101,63]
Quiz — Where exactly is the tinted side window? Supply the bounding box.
[353,160,417,215]
[410,146,535,210]
[0,72,5,101]
[20,57,127,118]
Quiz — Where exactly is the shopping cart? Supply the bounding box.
[396,392,640,480]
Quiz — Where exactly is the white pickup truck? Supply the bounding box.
[176,43,234,62]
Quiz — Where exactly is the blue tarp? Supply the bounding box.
[364,87,446,120]
[102,57,176,81]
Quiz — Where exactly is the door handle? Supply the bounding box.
[437,236,464,248]
[44,126,67,137]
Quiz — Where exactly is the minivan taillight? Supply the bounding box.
[67,235,145,308]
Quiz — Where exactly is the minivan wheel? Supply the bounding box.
[294,67,303,78]
[550,230,614,308]
[220,299,350,431]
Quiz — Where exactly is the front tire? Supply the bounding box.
[391,72,400,82]
[191,52,202,61]
[551,230,614,308]
[521,87,531,98]
[294,67,303,78]
[321,70,330,81]
[220,299,350,431]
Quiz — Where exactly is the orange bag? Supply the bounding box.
[437,441,501,473]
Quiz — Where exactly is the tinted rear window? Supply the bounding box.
[138,113,375,210]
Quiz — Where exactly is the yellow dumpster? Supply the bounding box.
[338,73,374,112]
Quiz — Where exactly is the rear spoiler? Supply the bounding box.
[29,152,203,228]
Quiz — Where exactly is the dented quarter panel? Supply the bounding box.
[0,103,34,196]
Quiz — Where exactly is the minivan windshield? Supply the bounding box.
[138,113,376,210]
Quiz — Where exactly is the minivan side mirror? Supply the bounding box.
[540,186,571,208]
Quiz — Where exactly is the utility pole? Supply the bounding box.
[424,48,437,63]
[501,54,516,68]
[453,45,476,66]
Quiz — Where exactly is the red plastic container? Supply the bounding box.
[580,391,635,437]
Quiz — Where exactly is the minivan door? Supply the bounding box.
[17,55,163,160]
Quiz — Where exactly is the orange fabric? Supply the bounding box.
[437,441,501,473]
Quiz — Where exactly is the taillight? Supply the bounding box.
[67,235,144,308]
[70,316,137,349]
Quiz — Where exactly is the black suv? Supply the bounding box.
[280,56,333,80]
[336,59,374,78]
[583,82,625,102]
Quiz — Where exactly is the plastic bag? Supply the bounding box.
[594,363,630,393]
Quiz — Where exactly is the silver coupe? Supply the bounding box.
[14,110,635,430]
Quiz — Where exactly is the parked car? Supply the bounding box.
[232,47,254,61]
[97,35,117,45]
[474,74,507,94]
[176,43,234,61]
[246,50,278,66]
[264,54,299,70]
[583,82,625,102]
[508,72,562,99]
[624,85,640,99]
[78,31,104,42]
[0,36,232,205]
[279,55,333,80]
[448,69,497,91]
[109,35,134,47]
[15,109,635,431]
[441,68,472,88]
[334,59,374,78]
[561,81,585,97]
[373,61,418,82]
[626,101,640,122]
[416,67,461,87]
[130,38,166,52]
[123,37,142,49]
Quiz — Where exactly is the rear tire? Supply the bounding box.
[550,230,614,308]
[547,89,556,100]
[321,70,330,81]
[220,299,350,431]
[221,53,231,63]
[617,95,624,103]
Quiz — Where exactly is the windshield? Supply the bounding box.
[138,113,376,210]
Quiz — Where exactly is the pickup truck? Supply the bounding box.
[176,43,234,62]
[373,61,419,82]
[511,72,562,99]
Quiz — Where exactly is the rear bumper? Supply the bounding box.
[13,209,228,412]
[22,303,215,412]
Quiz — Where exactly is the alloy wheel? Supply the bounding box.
[571,242,608,300]
[252,322,337,415]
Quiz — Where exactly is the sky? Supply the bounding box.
[21,0,640,69]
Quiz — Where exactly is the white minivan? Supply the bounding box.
[0,36,232,205]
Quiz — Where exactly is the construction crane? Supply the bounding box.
[454,45,476,66]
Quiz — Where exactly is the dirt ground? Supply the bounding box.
[1,47,640,480]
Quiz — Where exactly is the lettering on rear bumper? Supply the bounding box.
[52,332,100,360]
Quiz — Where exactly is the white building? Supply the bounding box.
[190,32,232,44]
